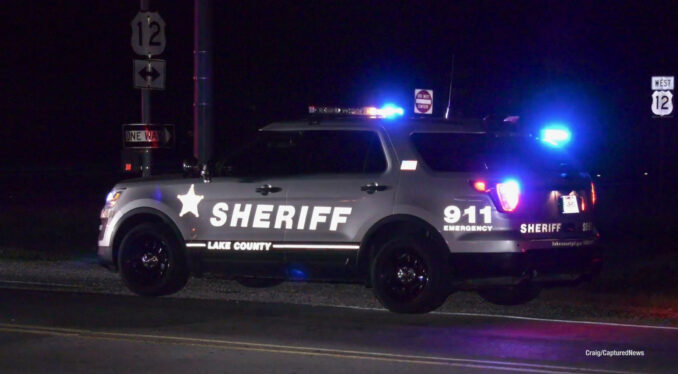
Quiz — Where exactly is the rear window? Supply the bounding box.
[410,132,578,172]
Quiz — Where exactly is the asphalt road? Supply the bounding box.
[1,267,677,373]
[1,288,676,374]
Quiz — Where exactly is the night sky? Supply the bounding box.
[1,1,676,179]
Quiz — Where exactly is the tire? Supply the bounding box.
[236,277,284,288]
[118,222,189,297]
[478,283,541,306]
[371,237,449,314]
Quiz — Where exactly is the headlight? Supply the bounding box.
[101,190,124,219]
[106,191,122,205]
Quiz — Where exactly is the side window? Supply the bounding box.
[220,132,299,177]
[297,130,387,174]
[219,130,387,177]
[410,133,487,172]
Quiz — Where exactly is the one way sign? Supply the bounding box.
[133,59,166,90]
[123,124,175,149]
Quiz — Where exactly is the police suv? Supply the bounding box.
[99,106,601,313]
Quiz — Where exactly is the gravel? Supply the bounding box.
[1,258,677,327]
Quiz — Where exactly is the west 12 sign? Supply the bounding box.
[651,76,674,117]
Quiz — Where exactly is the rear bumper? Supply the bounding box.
[451,246,602,288]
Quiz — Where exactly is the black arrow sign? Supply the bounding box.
[138,66,160,81]
[133,59,165,90]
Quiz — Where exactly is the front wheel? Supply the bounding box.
[371,237,449,314]
[478,283,541,306]
[118,222,189,297]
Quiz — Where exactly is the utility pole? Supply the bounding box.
[140,0,152,177]
[194,0,214,164]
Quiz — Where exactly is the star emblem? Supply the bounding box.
[177,184,204,218]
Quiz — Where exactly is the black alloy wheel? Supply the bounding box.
[371,236,449,313]
[381,249,429,302]
[119,222,188,297]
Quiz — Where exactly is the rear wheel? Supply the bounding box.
[371,237,449,313]
[118,222,189,297]
[478,282,541,306]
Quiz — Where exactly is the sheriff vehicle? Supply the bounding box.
[99,106,601,313]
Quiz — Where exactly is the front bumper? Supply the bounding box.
[98,245,116,271]
[451,245,602,288]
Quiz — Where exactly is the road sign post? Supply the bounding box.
[129,0,167,177]
[650,76,674,198]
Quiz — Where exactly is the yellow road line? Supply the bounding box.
[0,323,643,374]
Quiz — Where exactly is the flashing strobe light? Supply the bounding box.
[378,104,404,118]
[496,179,521,212]
[471,180,488,192]
[309,105,404,118]
[539,125,571,147]
[591,182,597,205]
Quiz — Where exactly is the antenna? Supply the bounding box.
[444,54,455,119]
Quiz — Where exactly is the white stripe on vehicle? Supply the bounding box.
[272,244,359,250]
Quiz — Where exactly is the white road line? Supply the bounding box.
[305,302,678,332]
[433,311,678,332]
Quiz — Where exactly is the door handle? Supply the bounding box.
[255,184,282,195]
[361,183,387,194]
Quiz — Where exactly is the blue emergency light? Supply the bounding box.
[539,124,571,147]
[378,103,404,119]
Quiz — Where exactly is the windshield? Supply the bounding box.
[410,132,580,173]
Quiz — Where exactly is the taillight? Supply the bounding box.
[591,182,597,205]
[496,180,521,212]
[472,179,521,213]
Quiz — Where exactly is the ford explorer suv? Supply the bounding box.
[99,108,601,313]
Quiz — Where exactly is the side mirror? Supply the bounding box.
[182,157,200,176]
[201,163,211,184]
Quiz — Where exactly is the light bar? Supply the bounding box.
[309,105,404,119]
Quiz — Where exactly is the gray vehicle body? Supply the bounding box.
[99,118,601,287]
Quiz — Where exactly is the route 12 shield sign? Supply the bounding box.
[651,90,673,116]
